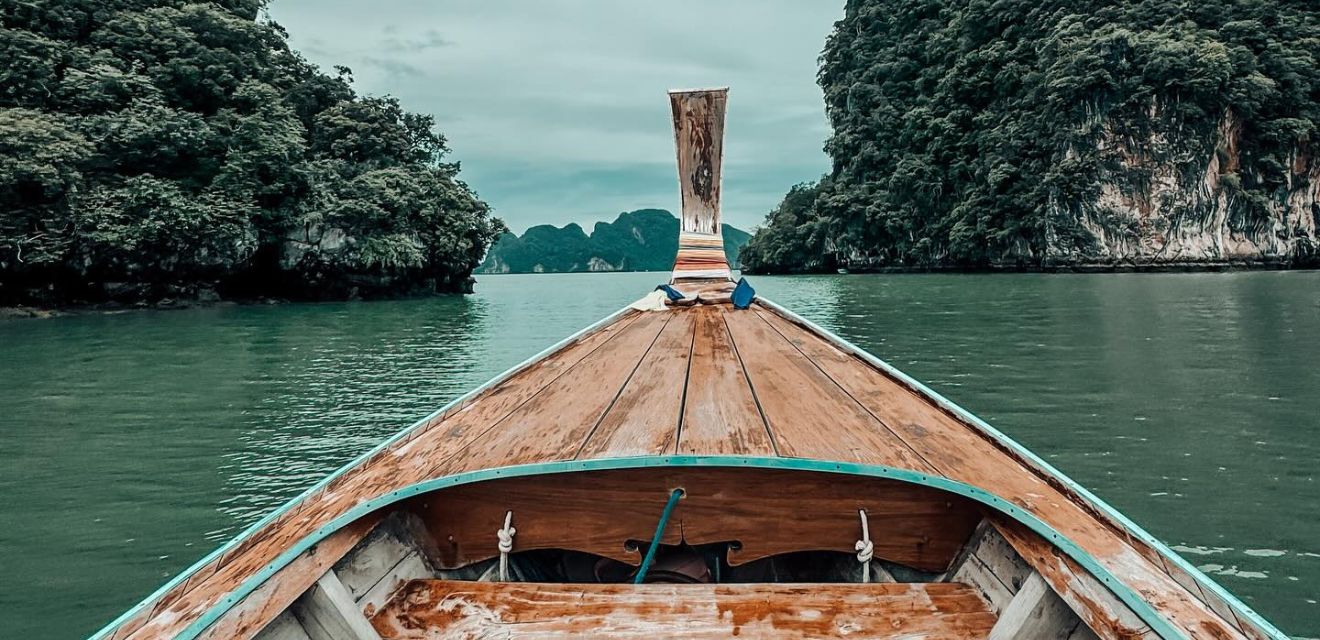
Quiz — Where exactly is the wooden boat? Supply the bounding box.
[93,89,1288,640]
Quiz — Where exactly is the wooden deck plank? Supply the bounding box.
[370,580,999,639]
[577,310,696,458]
[756,307,1244,640]
[413,310,644,447]
[447,310,672,469]
[722,308,935,470]
[676,306,775,455]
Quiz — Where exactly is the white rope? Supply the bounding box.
[497,511,515,581]
[855,509,873,583]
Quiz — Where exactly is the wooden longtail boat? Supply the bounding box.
[93,89,1289,640]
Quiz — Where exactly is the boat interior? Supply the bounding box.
[239,466,1129,639]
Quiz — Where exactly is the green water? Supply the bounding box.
[2,271,1318,638]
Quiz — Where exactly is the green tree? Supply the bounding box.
[0,0,501,305]
[745,0,1319,272]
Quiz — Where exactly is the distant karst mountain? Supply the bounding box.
[479,209,751,274]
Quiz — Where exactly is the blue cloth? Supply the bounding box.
[655,284,686,301]
[732,277,755,309]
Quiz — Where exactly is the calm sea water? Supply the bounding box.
[2,271,1318,638]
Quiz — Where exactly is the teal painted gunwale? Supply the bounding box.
[89,296,1289,640]
[130,456,1189,640]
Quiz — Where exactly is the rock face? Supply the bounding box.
[1050,109,1318,266]
[740,0,1318,273]
[479,209,752,274]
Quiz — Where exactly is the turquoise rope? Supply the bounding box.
[634,488,684,584]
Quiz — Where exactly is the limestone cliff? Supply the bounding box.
[1049,109,1318,266]
[740,0,1318,273]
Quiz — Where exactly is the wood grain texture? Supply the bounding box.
[408,467,981,572]
[448,311,671,470]
[370,580,998,639]
[949,522,1033,615]
[577,310,695,458]
[991,517,1157,640]
[723,308,936,470]
[757,306,1248,640]
[988,572,1082,640]
[196,515,381,640]
[669,89,726,236]
[253,613,311,640]
[675,305,774,455]
[104,301,1260,640]
[292,571,381,640]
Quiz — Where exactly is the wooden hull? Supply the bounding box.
[90,301,1287,640]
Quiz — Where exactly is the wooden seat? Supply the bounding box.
[369,580,998,639]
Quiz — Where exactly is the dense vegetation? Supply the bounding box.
[0,0,501,306]
[479,209,750,274]
[742,0,1319,272]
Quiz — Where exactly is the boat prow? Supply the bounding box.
[92,90,1288,640]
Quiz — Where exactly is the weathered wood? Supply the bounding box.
[992,518,1158,640]
[105,301,1261,640]
[452,311,671,469]
[197,515,381,640]
[333,526,413,602]
[409,467,980,571]
[357,552,433,618]
[950,520,1034,614]
[989,572,1082,640]
[577,310,696,457]
[758,307,1246,639]
[669,88,726,236]
[723,309,936,469]
[254,612,311,640]
[675,305,775,455]
[370,580,998,639]
[293,571,382,640]
[670,89,731,282]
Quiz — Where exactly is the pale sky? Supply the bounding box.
[266,1,842,233]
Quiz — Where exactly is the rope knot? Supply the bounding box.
[497,526,516,552]
[497,511,515,581]
[497,511,516,553]
[854,538,874,563]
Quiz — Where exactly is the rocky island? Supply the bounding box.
[0,1,503,310]
[741,0,1318,273]
[479,209,750,274]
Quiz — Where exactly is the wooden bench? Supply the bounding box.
[369,580,998,638]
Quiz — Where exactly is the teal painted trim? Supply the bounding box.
[87,304,637,640]
[163,456,1193,640]
[633,488,684,584]
[755,297,1289,640]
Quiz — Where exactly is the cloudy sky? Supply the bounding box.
[267,0,842,233]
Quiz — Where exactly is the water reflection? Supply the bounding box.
[217,297,491,532]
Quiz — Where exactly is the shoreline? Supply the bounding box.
[746,259,1318,276]
[6,262,1316,320]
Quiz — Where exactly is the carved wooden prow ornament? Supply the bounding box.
[669,87,731,283]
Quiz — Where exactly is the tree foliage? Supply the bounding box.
[742,0,1318,272]
[0,0,502,304]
